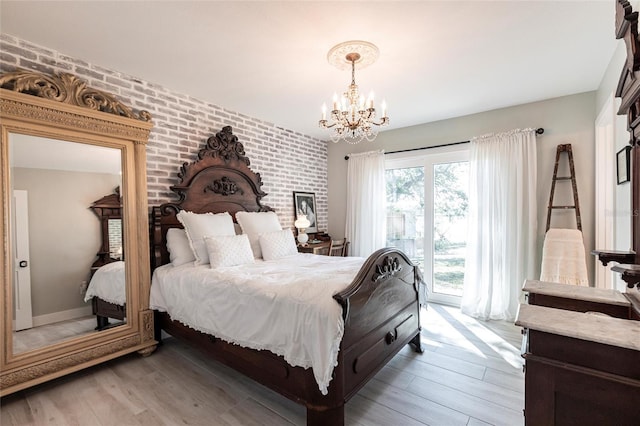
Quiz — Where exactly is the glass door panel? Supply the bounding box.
[432,161,469,298]
[385,166,425,271]
[386,147,469,307]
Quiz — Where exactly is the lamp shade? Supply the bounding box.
[294,215,311,230]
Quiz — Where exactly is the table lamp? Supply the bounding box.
[294,215,311,245]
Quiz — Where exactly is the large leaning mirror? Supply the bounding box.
[10,135,125,354]
[1,70,157,396]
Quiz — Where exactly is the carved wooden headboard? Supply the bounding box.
[151,126,273,268]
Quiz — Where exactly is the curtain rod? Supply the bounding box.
[344,127,544,160]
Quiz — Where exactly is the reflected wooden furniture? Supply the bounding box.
[0,70,156,396]
[297,240,331,255]
[151,126,424,426]
[89,188,126,331]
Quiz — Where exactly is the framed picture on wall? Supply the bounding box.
[617,146,631,185]
[293,191,317,233]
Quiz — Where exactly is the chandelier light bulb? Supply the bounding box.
[367,91,374,109]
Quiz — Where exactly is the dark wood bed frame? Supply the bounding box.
[89,189,126,330]
[150,126,424,425]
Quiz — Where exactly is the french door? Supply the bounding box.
[386,147,469,306]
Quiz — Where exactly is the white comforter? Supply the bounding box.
[84,261,126,305]
[150,253,365,395]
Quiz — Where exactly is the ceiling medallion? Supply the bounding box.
[318,41,389,144]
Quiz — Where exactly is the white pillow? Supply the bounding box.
[259,230,298,261]
[166,228,195,266]
[204,234,255,268]
[235,211,282,259]
[176,210,235,265]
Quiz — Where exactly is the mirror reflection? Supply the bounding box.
[10,133,125,355]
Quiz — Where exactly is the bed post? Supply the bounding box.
[307,405,345,426]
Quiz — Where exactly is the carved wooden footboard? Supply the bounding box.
[153,247,423,426]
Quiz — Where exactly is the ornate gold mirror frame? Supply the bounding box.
[0,70,157,395]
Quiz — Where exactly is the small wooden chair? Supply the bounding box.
[329,239,348,257]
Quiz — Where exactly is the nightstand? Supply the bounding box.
[297,240,331,255]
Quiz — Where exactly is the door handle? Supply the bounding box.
[19,260,28,268]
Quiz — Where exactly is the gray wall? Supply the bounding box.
[328,92,597,284]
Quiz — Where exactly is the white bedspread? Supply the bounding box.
[150,253,365,395]
[84,261,126,304]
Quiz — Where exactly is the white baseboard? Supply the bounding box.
[32,305,93,327]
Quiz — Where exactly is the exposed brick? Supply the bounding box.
[1,43,37,60]
[91,81,120,95]
[39,56,73,71]
[0,34,329,232]
[59,55,89,68]
[134,85,156,96]
[75,66,104,81]
[18,58,55,75]
[106,76,133,89]
[0,52,17,65]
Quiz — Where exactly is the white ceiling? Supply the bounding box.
[1,1,618,140]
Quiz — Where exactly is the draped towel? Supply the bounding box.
[540,228,589,286]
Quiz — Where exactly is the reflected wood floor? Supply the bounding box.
[12,316,97,354]
[1,304,524,425]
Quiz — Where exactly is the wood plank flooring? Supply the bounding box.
[1,304,525,425]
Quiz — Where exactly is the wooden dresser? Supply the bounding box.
[517,281,640,425]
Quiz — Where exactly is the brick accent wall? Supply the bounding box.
[0,34,328,231]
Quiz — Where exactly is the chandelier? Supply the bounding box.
[318,41,389,144]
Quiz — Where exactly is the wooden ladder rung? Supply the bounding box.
[546,143,581,232]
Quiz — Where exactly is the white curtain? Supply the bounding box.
[346,150,386,257]
[461,129,538,321]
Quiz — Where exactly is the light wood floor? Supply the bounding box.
[1,304,525,425]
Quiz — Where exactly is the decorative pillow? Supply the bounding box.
[204,234,255,268]
[176,210,235,265]
[235,211,282,259]
[259,229,298,261]
[166,228,195,266]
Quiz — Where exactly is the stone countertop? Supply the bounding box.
[515,304,640,351]
[522,280,631,307]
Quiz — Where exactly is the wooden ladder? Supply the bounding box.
[546,144,581,232]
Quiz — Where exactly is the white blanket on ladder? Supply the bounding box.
[540,228,589,286]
